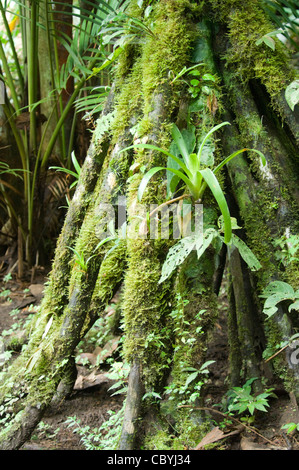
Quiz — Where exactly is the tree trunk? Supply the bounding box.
[0,0,299,450]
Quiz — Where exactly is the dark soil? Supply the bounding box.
[0,270,299,451]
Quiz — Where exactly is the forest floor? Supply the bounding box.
[0,268,299,451]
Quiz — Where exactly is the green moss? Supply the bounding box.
[121,237,173,388]
[143,410,211,450]
[210,0,294,101]
[118,0,205,392]
[140,1,199,110]
[112,57,144,138]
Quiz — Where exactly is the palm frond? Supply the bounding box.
[262,0,299,50]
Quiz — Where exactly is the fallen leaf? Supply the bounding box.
[74,370,109,390]
[93,336,120,364]
[76,352,96,365]
[194,425,244,450]
[77,336,120,366]
[29,284,44,299]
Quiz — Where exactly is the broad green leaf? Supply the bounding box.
[166,142,184,195]
[256,34,276,51]
[181,125,196,154]
[202,73,217,82]
[281,423,298,434]
[184,371,199,387]
[289,300,299,312]
[285,80,299,111]
[218,215,242,231]
[263,36,276,50]
[261,281,297,319]
[248,403,256,415]
[196,228,219,259]
[188,153,199,174]
[199,139,215,167]
[199,168,232,243]
[261,280,295,298]
[230,234,262,271]
[159,235,197,283]
[199,360,216,371]
[263,294,286,318]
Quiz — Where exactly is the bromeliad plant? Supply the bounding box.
[125,121,266,244]
[122,121,265,283]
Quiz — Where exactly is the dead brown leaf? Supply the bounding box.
[194,425,244,450]
[76,336,120,366]
[74,370,109,390]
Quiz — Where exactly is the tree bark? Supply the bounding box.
[0,0,299,450]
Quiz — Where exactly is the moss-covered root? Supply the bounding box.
[118,359,144,450]
[0,241,127,450]
[228,248,265,391]
[80,239,127,339]
[116,0,200,450]
[220,119,299,399]
[50,357,77,410]
[0,128,133,451]
[41,94,115,317]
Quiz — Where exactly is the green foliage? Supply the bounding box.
[50,152,81,189]
[0,0,127,258]
[262,0,299,51]
[67,246,96,272]
[225,377,277,417]
[93,111,116,142]
[285,80,299,111]
[65,403,125,450]
[159,296,213,406]
[260,280,299,319]
[255,31,278,51]
[281,422,299,434]
[165,360,215,406]
[159,222,262,284]
[273,232,299,266]
[122,121,265,246]
[263,332,299,361]
[106,361,130,396]
[32,421,60,440]
[170,63,218,99]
